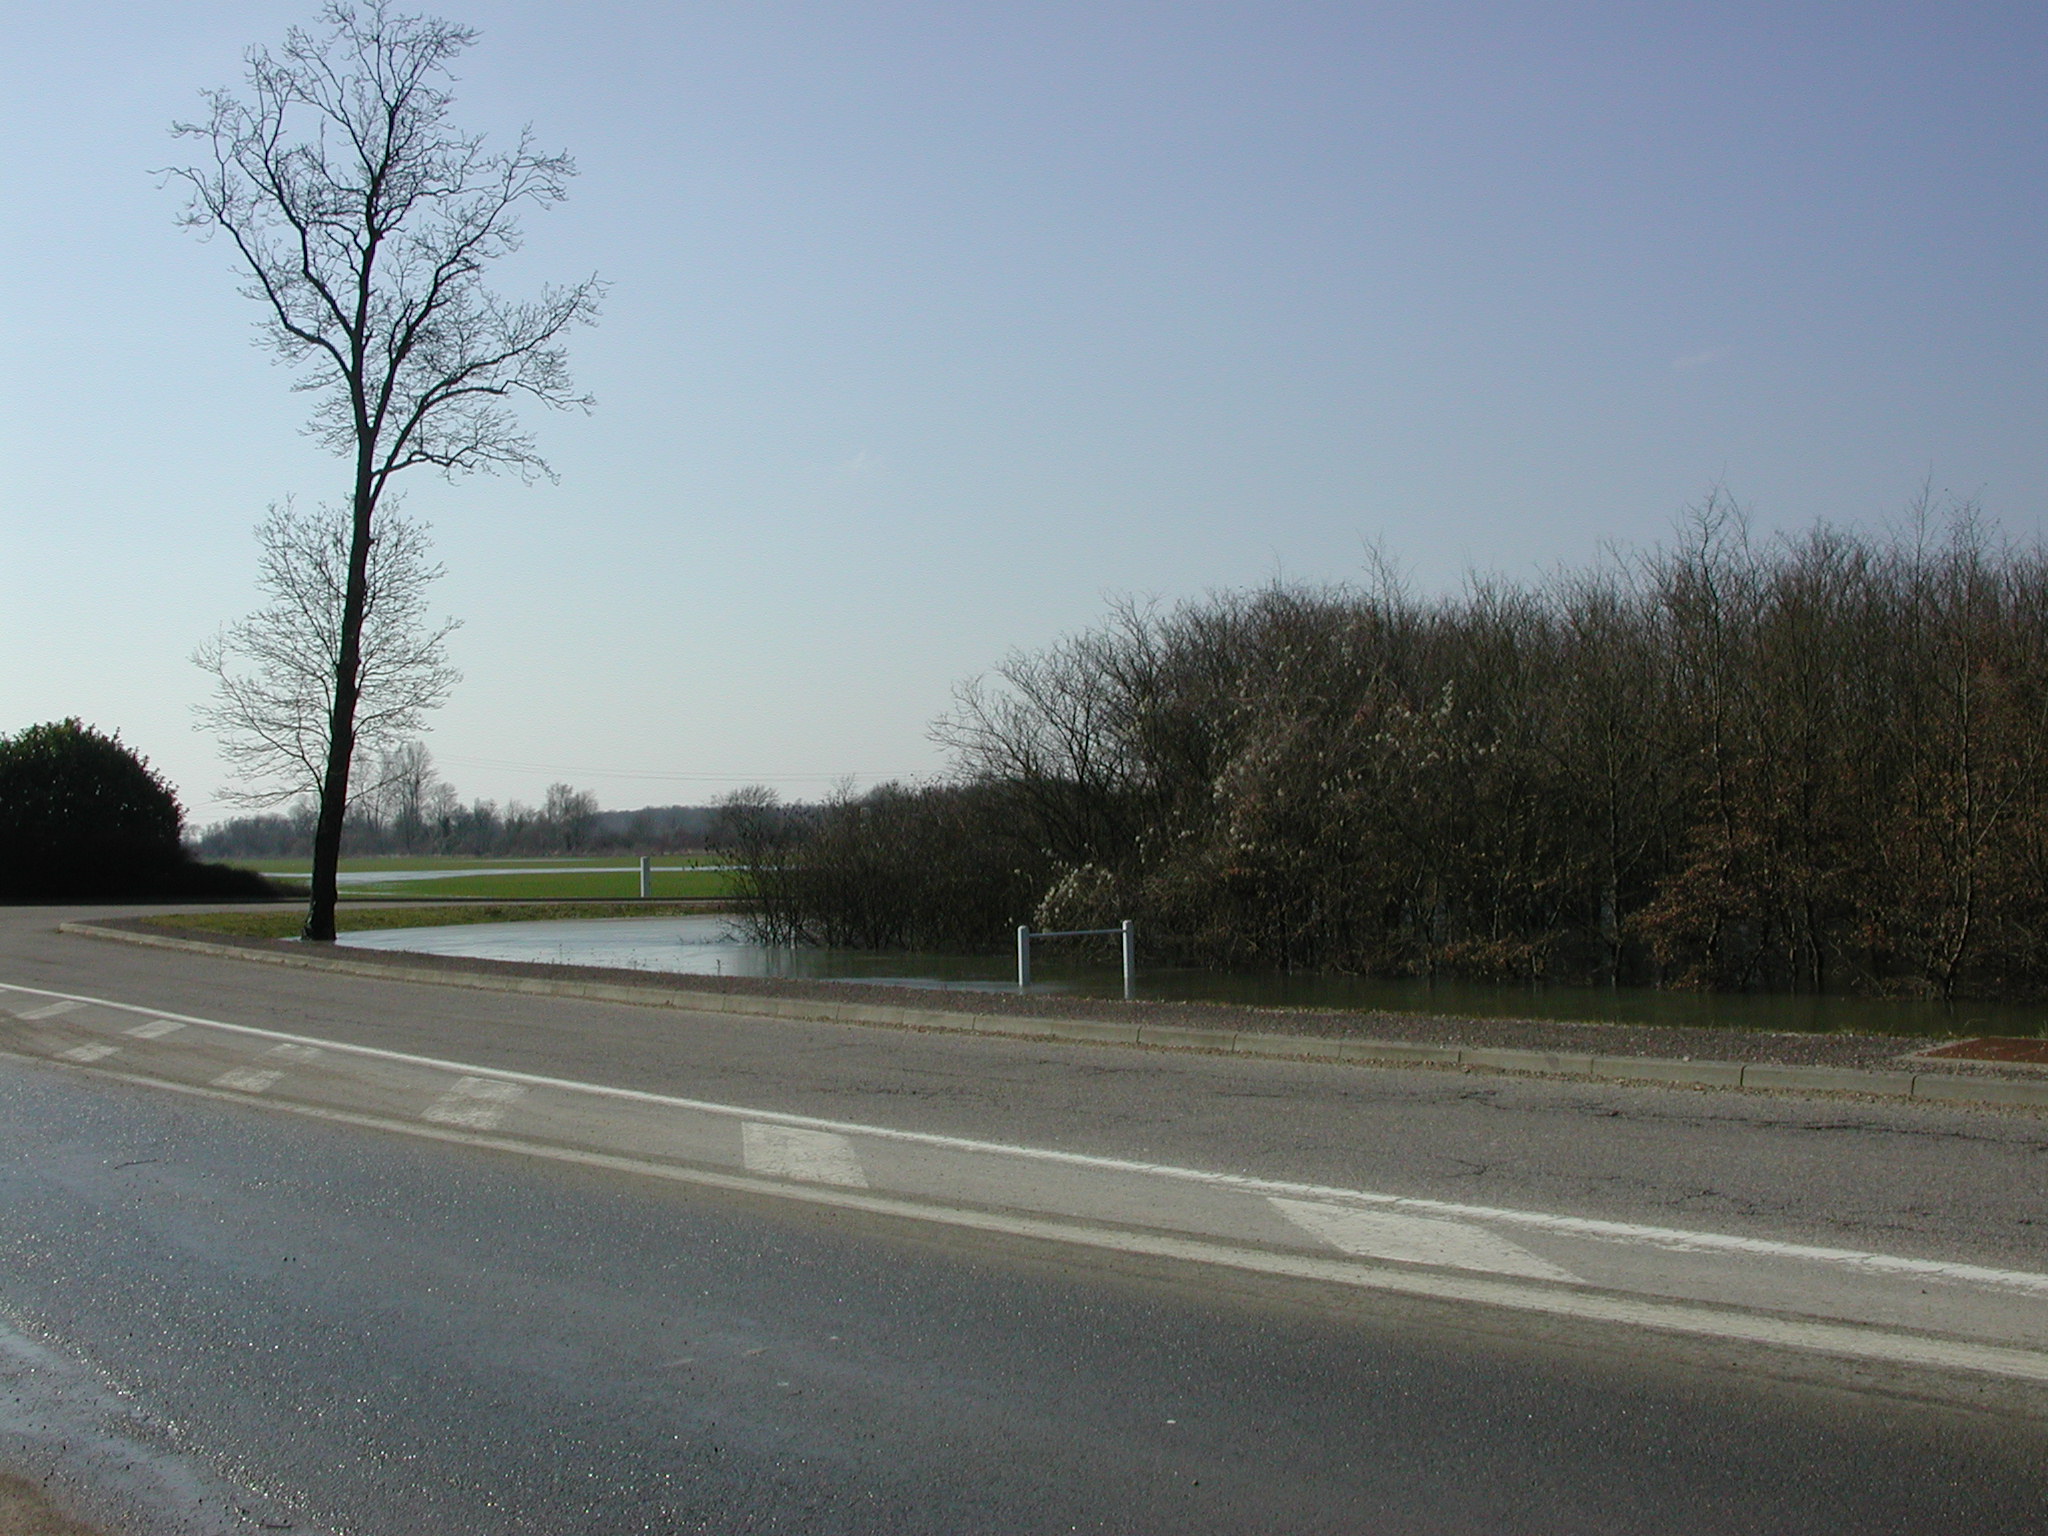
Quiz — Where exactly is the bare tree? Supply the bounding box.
[170,1,600,938]
[194,499,460,813]
[367,739,447,849]
[541,781,599,852]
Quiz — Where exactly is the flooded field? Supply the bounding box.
[336,915,2047,1038]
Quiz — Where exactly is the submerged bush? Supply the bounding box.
[729,497,2048,1000]
[718,782,1047,951]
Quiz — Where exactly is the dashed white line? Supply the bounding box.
[741,1123,869,1188]
[57,1043,119,1064]
[124,1018,185,1040]
[422,1076,527,1130]
[7,978,2048,1299]
[20,1002,84,1021]
[1272,1198,1577,1282]
[63,1076,2048,1386]
[212,1068,284,1094]
[17,989,2048,1385]
[263,1043,322,1062]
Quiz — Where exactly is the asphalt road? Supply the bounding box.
[2,906,2046,1533]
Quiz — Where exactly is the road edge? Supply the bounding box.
[58,920,2048,1112]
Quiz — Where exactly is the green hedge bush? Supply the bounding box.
[0,720,272,900]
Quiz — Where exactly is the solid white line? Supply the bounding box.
[8,978,2048,1298]
[19,1056,2048,1387]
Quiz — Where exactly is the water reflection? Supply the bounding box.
[336,915,2045,1038]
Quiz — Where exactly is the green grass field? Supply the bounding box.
[241,856,742,901]
[236,854,728,873]
[338,869,738,900]
[152,902,723,941]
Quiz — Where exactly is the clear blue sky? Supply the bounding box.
[4,2,2044,824]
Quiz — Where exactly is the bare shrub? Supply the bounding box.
[757,497,2048,998]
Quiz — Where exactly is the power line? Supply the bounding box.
[432,753,935,785]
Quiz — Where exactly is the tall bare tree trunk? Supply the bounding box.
[173,6,600,937]
[303,472,376,941]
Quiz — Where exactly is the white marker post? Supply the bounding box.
[1016,922,1137,999]
[639,856,652,900]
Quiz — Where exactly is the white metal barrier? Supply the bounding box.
[1017,920,1136,999]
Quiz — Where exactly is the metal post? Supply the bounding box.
[1017,925,1031,990]
[1121,919,1135,1001]
[639,856,652,900]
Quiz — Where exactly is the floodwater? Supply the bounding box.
[335,915,2047,1038]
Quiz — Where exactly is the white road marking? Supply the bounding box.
[20,1002,84,1021]
[42,1068,2048,1386]
[742,1123,869,1187]
[57,1043,119,1064]
[124,1019,185,1040]
[212,1068,283,1093]
[422,1076,527,1130]
[1272,1198,1578,1282]
[263,1043,322,1062]
[6,979,2047,1298]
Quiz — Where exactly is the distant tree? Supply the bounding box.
[366,740,447,850]
[542,781,599,852]
[195,500,460,814]
[193,807,317,861]
[170,1,600,939]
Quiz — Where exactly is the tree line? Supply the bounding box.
[725,498,2048,999]
[195,746,714,860]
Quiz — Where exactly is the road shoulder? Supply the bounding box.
[62,915,2048,1113]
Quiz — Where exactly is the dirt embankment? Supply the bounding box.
[0,1472,110,1536]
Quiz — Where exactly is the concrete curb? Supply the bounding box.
[59,920,2048,1112]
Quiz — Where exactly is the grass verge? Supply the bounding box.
[258,870,741,901]
[321,870,740,900]
[144,902,729,941]
[234,854,728,873]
